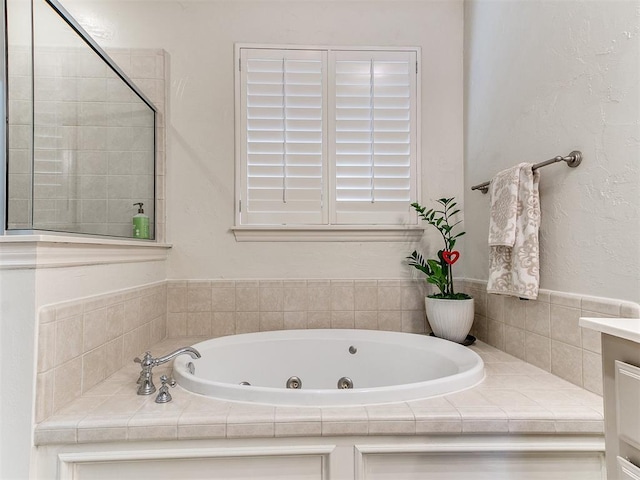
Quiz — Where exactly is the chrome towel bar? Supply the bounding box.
[470,150,583,194]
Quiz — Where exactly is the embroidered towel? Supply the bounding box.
[486,163,541,300]
[488,164,523,246]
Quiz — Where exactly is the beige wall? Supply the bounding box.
[464,0,640,302]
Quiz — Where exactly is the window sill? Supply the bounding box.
[0,234,172,269]
[232,225,425,242]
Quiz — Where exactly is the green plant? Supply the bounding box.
[408,197,470,299]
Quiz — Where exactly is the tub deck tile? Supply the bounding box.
[462,419,510,433]
[368,420,416,435]
[321,421,369,436]
[275,406,322,422]
[508,419,556,433]
[414,418,463,434]
[275,421,322,437]
[77,426,128,443]
[366,403,416,434]
[275,407,323,437]
[34,339,604,446]
[499,405,555,420]
[227,404,275,424]
[226,422,275,439]
[365,403,415,421]
[178,423,226,440]
[127,424,178,441]
[34,428,78,445]
[320,406,368,422]
[128,412,183,427]
[410,407,461,421]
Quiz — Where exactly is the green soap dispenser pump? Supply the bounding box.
[133,202,150,239]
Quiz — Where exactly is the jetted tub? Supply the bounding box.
[173,329,485,406]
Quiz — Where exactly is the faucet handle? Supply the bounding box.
[155,375,177,403]
[134,352,156,392]
[134,351,153,365]
[161,374,176,388]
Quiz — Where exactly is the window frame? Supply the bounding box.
[233,44,424,242]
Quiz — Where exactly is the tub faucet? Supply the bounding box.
[134,346,201,395]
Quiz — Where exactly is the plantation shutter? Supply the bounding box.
[240,48,327,225]
[330,50,418,225]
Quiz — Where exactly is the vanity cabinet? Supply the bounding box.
[580,318,640,480]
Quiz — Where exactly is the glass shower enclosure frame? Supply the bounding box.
[2,0,158,240]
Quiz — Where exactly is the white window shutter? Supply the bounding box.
[330,50,418,225]
[240,48,327,225]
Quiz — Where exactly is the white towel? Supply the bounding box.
[486,163,541,300]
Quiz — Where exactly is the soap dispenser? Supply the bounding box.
[133,202,150,239]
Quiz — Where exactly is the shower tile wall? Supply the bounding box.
[7,46,32,227]
[7,47,167,241]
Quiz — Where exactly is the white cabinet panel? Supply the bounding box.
[618,456,640,480]
[59,448,330,480]
[616,361,640,450]
[38,437,605,480]
[361,452,604,480]
[72,455,322,480]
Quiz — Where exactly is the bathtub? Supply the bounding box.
[173,329,484,406]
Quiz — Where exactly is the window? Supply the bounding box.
[235,45,420,235]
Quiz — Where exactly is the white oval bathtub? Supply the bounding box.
[173,329,484,406]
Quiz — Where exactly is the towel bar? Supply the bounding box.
[470,150,582,194]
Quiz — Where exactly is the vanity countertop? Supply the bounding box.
[34,337,604,446]
[579,317,640,344]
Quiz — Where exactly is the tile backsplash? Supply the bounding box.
[35,277,640,423]
[36,282,167,423]
[462,279,640,396]
[165,279,428,338]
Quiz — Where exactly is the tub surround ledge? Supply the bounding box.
[34,337,604,446]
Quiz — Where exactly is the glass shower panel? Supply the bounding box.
[6,0,156,239]
[6,0,34,229]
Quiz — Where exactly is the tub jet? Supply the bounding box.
[337,377,354,389]
[286,376,302,389]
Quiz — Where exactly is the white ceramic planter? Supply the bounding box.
[425,296,474,343]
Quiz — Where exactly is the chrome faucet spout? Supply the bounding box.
[154,346,201,366]
[134,346,201,395]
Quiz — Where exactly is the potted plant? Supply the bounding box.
[408,197,474,343]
